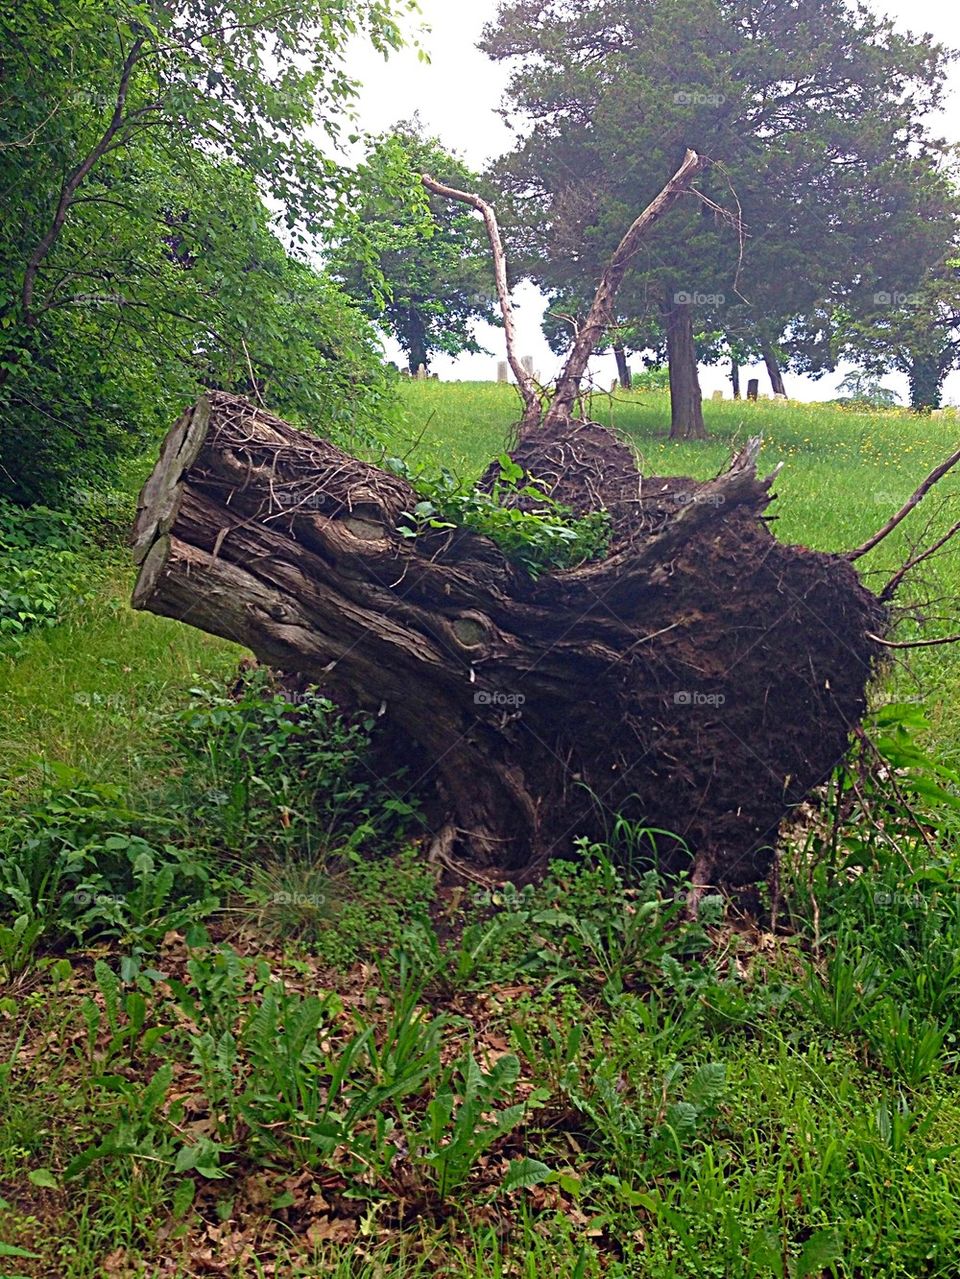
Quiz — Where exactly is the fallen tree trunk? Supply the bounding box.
[131,390,888,886]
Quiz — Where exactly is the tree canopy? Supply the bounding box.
[482,0,957,432]
[0,0,414,501]
[330,123,500,374]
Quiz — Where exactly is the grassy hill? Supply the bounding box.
[1,385,960,1277]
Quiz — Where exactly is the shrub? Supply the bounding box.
[388,454,612,577]
[0,499,92,643]
[169,672,422,860]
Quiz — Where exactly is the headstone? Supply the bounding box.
[712,390,724,402]
[416,364,427,381]
[747,379,759,401]
[522,355,535,376]
[497,361,509,383]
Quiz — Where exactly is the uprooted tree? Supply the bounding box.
[130,150,958,890]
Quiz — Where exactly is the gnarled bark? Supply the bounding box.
[132,391,888,886]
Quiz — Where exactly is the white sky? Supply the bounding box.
[347,0,960,403]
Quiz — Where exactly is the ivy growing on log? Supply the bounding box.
[388,455,612,578]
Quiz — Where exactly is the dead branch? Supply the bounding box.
[421,173,541,427]
[866,630,960,649]
[846,445,960,562]
[545,148,709,429]
[880,518,960,601]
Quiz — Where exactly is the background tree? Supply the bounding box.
[482,0,953,437]
[820,256,960,412]
[330,124,500,374]
[0,0,413,501]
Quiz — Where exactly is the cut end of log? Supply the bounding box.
[130,398,211,565]
[131,533,171,611]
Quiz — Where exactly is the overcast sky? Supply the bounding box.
[347,0,960,402]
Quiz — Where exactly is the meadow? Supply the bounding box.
[1,384,960,1278]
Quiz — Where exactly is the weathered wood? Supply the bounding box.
[132,391,888,885]
[421,173,541,427]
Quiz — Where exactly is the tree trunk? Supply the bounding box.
[908,351,943,412]
[131,391,888,888]
[731,358,741,400]
[761,340,787,397]
[665,301,706,439]
[613,342,632,389]
[404,309,429,376]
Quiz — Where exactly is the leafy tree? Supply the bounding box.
[818,257,960,412]
[0,0,413,501]
[835,371,901,408]
[482,0,953,438]
[330,123,500,374]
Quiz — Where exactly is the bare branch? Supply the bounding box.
[880,518,960,601]
[846,445,960,562]
[866,631,960,650]
[421,173,541,427]
[545,149,708,430]
[241,337,267,408]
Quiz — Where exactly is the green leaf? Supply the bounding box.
[172,1178,196,1219]
[796,1227,844,1278]
[0,1242,40,1258]
[26,1168,58,1189]
[686,1062,727,1108]
[502,1157,553,1192]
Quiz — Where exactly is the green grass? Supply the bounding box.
[0,571,241,795]
[2,383,960,1277]
[395,382,959,553]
